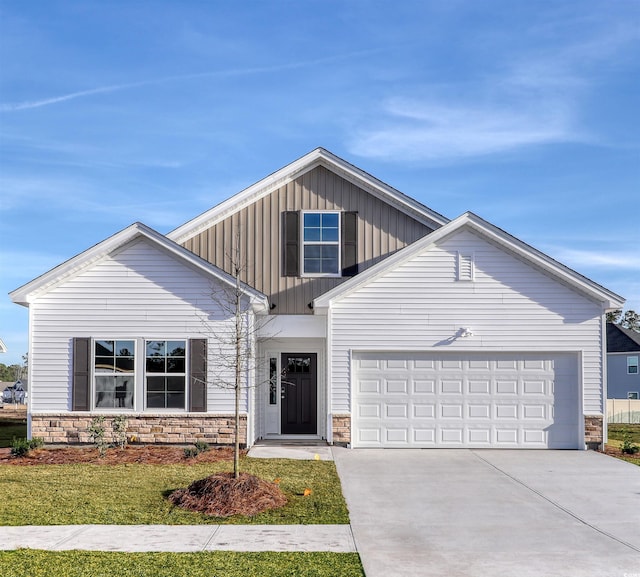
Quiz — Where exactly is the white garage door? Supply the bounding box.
[352,352,580,449]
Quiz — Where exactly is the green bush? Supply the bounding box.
[621,429,640,455]
[10,436,44,457]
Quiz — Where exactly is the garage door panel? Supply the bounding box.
[353,352,579,449]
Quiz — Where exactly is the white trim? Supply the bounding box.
[167,148,449,244]
[10,222,269,312]
[300,210,341,278]
[314,212,625,310]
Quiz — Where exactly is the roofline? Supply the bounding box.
[314,211,625,310]
[0,339,6,354]
[167,147,449,244]
[9,222,269,310]
[607,322,640,348]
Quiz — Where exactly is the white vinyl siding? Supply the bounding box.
[28,238,246,413]
[329,229,603,418]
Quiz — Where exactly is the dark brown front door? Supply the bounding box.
[281,353,317,434]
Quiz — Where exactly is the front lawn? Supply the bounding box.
[0,550,364,577]
[0,458,349,525]
[606,423,640,467]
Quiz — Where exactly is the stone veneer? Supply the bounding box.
[30,414,247,445]
[584,414,603,450]
[332,414,351,446]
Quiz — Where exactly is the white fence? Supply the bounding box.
[607,399,640,424]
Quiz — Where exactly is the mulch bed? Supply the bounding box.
[168,472,287,517]
[0,445,238,465]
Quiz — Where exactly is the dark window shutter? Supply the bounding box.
[342,211,358,276]
[189,338,207,412]
[282,211,300,277]
[72,337,91,411]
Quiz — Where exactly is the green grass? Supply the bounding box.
[0,457,349,525]
[607,423,640,443]
[0,550,364,577]
[0,419,27,448]
[607,423,640,467]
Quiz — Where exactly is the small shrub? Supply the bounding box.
[112,415,128,450]
[621,429,640,455]
[89,416,108,457]
[184,441,210,459]
[194,440,210,454]
[184,447,199,459]
[10,436,44,457]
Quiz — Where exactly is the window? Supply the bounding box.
[269,357,278,405]
[628,356,639,374]
[628,392,639,400]
[94,340,135,409]
[146,340,187,409]
[282,210,358,278]
[302,212,340,275]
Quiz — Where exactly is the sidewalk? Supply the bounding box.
[0,524,357,553]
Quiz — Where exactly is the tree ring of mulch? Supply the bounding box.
[168,472,287,517]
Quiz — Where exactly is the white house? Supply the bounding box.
[10,149,624,449]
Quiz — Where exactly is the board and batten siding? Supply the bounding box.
[329,229,604,415]
[29,238,244,413]
[182,166,434,314]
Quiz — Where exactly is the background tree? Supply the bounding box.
[606,309,639,332]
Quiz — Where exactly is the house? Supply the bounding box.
[10,148,624,450]
[606,322,640,399]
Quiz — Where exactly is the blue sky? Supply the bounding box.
[1,0,639,365]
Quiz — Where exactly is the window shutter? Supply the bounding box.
[189,338,207,412]
[341,211,358,276]
[282,211,300,277]
[72,337,91,411]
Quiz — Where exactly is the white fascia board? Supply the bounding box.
[0,339,6,353]
[9,222,269,312]
[313,212,625,310]
[167,148,449,244]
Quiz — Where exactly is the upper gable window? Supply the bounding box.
[628,356,639,374]
[302,212,340,276]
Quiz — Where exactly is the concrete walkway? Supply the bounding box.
[0,524,356,553]
[334,448,640,577]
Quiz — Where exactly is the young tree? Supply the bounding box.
[202,232,274,478]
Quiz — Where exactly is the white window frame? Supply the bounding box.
[627,356,639,375]
[144,339,189,412]
[92,338,137,411]
[300,210,341,277]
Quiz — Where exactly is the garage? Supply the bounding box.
[352,352,580,449]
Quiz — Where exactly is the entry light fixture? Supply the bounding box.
[460,327,473,338]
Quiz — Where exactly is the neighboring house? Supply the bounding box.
[606,322,640,399]
[10,148,624,450]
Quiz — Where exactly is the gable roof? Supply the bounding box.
[313,211,625,311]
[167,147,449,244]
[607,322,640,353]
[10,222,269,311]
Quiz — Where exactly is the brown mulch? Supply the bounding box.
[168,472,287,517]
[0,445,238,465]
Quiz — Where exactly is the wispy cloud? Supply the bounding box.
[349,97,580,162]
[1,49,382,113]
[548,248,640,271]
[348,14,638,163]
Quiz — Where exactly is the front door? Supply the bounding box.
[281,353,317,434]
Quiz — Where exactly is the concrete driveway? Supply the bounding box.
[333,448,640,577]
